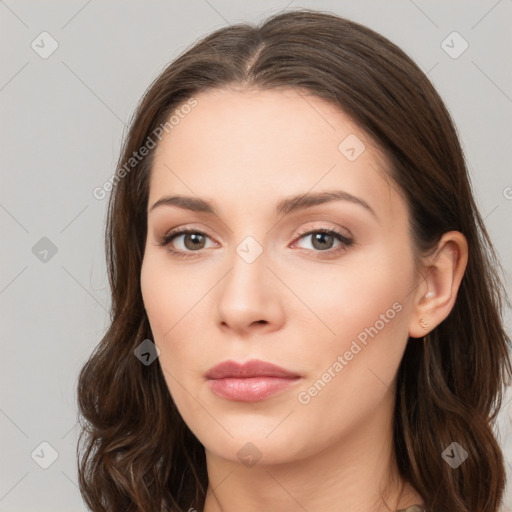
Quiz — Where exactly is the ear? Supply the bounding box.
[408,231,468,339]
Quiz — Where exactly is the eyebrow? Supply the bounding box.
[149,190,377,219]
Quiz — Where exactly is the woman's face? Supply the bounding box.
[141,87,421,466]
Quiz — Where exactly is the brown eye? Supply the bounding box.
[310,232,336,251]
[182,232,206,250]
[159,229,215,254]
[295,229,353,253]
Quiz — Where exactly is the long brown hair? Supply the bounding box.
[76,9,512,512]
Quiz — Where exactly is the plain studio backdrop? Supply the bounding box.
[1,1,511,510]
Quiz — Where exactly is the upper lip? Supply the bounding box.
[205,359,301,379]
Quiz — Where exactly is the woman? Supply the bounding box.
[76,9,511,512]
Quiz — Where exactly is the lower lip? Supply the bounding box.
[207,376,301,402]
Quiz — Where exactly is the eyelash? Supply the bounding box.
[157,226,354,259]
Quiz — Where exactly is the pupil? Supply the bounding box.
[313,233,333,250]
[185,233,204,250]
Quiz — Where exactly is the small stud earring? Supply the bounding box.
[425,291,435,300]
[419,318,428,330]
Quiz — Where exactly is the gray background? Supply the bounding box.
[1,0,511,510]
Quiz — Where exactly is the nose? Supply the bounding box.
[214,242,285,336]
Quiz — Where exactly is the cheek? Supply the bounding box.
[292,252,413,348]
[140,257,173,338]
[140,252,209,341]
[141,259,213,442]
[292,245,415,403]
[291,281,412,448]
[140,251,216,397]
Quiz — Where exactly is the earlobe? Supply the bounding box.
[408,231,468,339]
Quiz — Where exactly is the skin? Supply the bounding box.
[140,87,468,512]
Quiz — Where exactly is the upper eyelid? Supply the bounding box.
[163,220,351,237]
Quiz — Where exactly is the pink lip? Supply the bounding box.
[205,359,302,402]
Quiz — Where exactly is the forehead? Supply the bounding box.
[148,87,405,223]
[153,87,366,167]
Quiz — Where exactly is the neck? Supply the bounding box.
[202,391,422,512]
